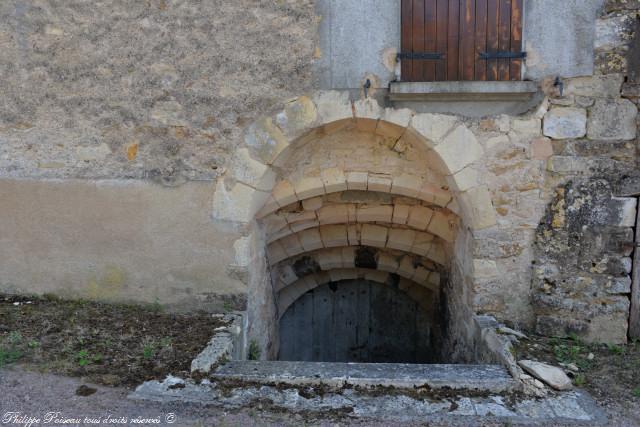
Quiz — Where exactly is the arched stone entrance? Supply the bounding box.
[212,91,498,361]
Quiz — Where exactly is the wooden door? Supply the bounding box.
[278,280,433,363]
[400,0,524,82]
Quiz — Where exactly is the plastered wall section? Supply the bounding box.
[0,179,247,312]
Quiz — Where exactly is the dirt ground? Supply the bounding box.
[0,294,224,387]
[513,334,640,419]
[2,293,640,425]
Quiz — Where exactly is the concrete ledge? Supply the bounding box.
[389,81,539,102]
[212,361,517,392]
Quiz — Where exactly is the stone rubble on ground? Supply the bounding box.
[518,360,574,391]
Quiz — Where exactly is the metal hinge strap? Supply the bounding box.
[479,51,527,60]
[397,52,444,61]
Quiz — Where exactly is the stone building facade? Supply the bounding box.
[0,0,638,361]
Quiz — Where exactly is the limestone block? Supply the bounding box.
[407,206,434,231]
[534,98,550,119]
[279,234,304,258]
[356,205,393,223]
[346,171,368,190]
[302,196,323,212]
[387,228,416,252]
[447,198,461,216]
[390,174,422,198]
[367,174,393,193]
[298,228,323,252]
[428,211,456,243]
[412,266,432,286]
[341,247,357,268]
[276,265,299,290]
[546,156,589,175]
[268,226,295,244]
[321,167,348,193]
[255,195,280,219]
[458,186,497,230]
[244,117,290,165]
[266,241,288,265]
[512,117,542,137]
[364,270,389,284]
[543,108,587,140]
[318,204,349,224]
[317,248,344,270]
[347,204,357,223]
[428,244,447,265]
[312,91,353,125]
[347,224,360,246]
[448,167,480,192]
[419,183,452,207]
[428,272,441,288]
[293,177,325,201]
[587,99,637,141]
[377,253,399,273]
[329,269,357,282]
[410,113,458,146]
[565,74,624,98]
[434,125,484,174]
[229,148,276,192]
[275,96,318,140]
[377,108,413,139]
[272,180,298,208]
[262,213,288,236]
[360,224,388,248]
[285,210,317,224]
[353,98,383,132]
[398,256,417,279]
[611,197,638,227]
[320,225,349,248]
[290,220,319,234]
[531,138,553,160]
[595,14,635,51]
[392,205,411,225]
[411,233,434,257]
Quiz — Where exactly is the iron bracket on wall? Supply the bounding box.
[479,51,527,60]
[396,52,444,61]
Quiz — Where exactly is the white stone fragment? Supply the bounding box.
[518,360,573,391]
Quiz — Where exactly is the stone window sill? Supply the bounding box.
[389,81,539,102]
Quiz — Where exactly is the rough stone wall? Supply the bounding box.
[0,0,317,183]
[531,0,640,343]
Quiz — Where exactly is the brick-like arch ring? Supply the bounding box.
[212,91,497,232]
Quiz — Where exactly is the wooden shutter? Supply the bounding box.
[400,0,523,82]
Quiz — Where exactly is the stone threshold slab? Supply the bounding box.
[130,376,606,424]
[212,361,517,393]
[389,81,538,101]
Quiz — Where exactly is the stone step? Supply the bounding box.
[212,361,517,393]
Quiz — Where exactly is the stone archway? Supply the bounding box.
[212,91,498,360]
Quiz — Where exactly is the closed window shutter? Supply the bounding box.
[400,0,523,82]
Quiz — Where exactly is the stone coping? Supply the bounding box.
[389,81,539,101]
[211,361,516,392]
